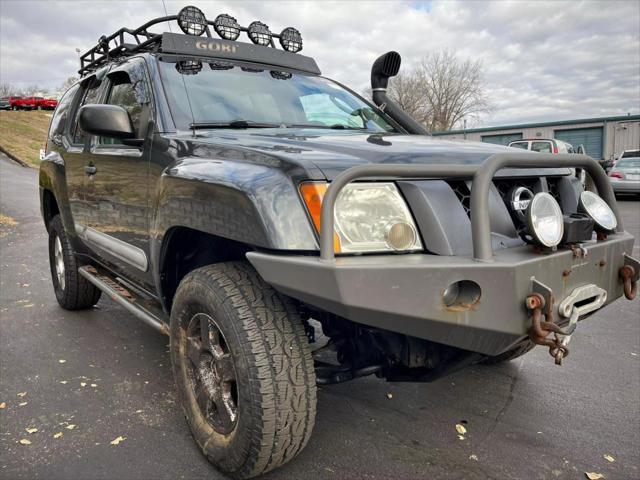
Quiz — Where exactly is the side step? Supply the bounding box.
[78,265,170,335]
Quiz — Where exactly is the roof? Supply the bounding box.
[432,114,640,136]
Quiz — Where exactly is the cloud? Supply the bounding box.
[0,0,638,126]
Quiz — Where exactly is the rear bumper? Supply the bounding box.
[247,232,636,356]
[610,179,640,193]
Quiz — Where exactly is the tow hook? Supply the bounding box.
[619,264,638,300]
[526,293,576,366]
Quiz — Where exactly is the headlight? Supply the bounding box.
[579,191,617,231]
[526,192,564,247]
[299,182,422,253]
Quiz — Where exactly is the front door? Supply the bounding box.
[80,58,154,287]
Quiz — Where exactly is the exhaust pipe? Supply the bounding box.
[371,51,428,135]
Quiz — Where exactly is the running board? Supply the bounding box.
[78,266,169,335]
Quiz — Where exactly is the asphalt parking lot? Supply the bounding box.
[1,153,639,480]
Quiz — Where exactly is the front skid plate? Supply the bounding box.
[248,232,635,356]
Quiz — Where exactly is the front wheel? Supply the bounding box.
[170,262,317,479]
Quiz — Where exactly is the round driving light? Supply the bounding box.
[385,221,417,251]
[279,27,303,52]
[213,13,240,40]
[176,60,202,75]
[248,21,272,46]
[579,191,617,231]
[526,192,564,247]
[177,6,207,36]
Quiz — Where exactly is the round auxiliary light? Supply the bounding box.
[526,192,564,248]
[248,21,272,46]
[385,221,417,251]
[177,5,207,36]
[176,60,202,75]
[579,191,617,231]
[279,27,303,53]
[213,13,241,40]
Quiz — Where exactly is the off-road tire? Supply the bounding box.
[480,339,535,365]
[48,215,101,310]
[170,261,317,479]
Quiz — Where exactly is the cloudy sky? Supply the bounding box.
[1,0,638,127]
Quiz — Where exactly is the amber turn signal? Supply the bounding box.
[299,182,341,253]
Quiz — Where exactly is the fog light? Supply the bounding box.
[579,191,617,232]
[442,280,481,309]
[526,192,564,247]
[385,221,417,251]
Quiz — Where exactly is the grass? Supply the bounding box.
[0,110,52,167]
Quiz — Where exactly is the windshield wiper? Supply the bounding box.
[287,123,367,130]
[190,119,283,129]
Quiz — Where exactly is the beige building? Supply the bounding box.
[432,115,640,160]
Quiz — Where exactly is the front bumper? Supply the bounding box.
[248,232,636,356]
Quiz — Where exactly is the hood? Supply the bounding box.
[184,129,570,180]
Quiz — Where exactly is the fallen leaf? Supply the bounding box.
[469,454,478,461]
[23,304,34,308]
[18,402,27,407]
[90,384,97,388]
[457,435,465,441]
[110,436,126,445]
[53,432,63,439]
[65,424,76,430]
[58,359,66,364]
[386,393,393,399]
[25,427,38,434]
[59,381,67,384]
[630,352,638,357]
[19,439,32,445]
[17,392,27,397]
[135,409,143,414]
[455,424,467,435]
[603,454,615,463]
[21,283,30,287]
[0,402,5,409]
[585,473,605,480]
[80,382,87,387]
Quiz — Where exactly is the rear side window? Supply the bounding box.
[72,80,102,144]
[510,141,529,150]
[49,84,80,140]
[531,141,552,153]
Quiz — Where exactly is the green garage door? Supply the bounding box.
[481,133,523,146]
[554,127,603,159]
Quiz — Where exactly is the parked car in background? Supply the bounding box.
[14,96,41,110]
[36,97,58,110]
[0,96,23,110]
[608,157,640,195]
[619,149,640,160]
[508,138,576,154]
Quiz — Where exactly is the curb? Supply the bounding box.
[0,146,33,168]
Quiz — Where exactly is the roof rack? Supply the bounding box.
[78,6,306,76]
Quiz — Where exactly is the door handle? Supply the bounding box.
[85,165,97,176]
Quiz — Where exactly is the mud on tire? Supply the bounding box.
[48,215,102,310]
[170,261,317,479]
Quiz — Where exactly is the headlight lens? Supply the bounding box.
[334,183,422,253]
[579,191,617,231]
[526,192,564,247]
[299,182,422,253]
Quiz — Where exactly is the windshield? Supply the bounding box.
[158,58,395,132]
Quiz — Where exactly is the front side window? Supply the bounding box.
[72,80,102,144]
[101,72,144,145]
[158,59,395,132]
[49,84,80,141]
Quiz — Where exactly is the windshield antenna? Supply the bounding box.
[161,0,197,137]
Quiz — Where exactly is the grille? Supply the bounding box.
[447,181,471,216]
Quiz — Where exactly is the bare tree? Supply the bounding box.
[0,83,17,97]
[377,50,491,132]
[60,76,79,91]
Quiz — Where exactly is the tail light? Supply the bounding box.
[608,171,624,179]
[552,144,558,154]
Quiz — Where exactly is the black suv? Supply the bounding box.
[39,6,638,479]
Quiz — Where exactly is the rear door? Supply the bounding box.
[80,58,153,284]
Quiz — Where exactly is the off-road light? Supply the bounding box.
[270,70,292,80]
[177,6,207,36]
[579,191,617,231]
[526,192,564,247]
[213,14,241,40]
[176,60,203,75]
[247,21,272,46]
[279,27,302,53]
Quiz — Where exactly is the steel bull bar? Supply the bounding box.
[317,152,637,364]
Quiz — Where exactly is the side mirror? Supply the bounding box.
[78,104,135,139]
[576,145,585,155]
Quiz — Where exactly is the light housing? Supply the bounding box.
[279,27,303,52]
[213,13,241,40]
[526,192,564,248]
[579,191,617,232]
[177,6,207,36]
[176,60,203,75]
[300,182,422,254]
[247,21,272,46]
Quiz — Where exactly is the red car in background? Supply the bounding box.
[10,96,58,110]
[0,96,23,110]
